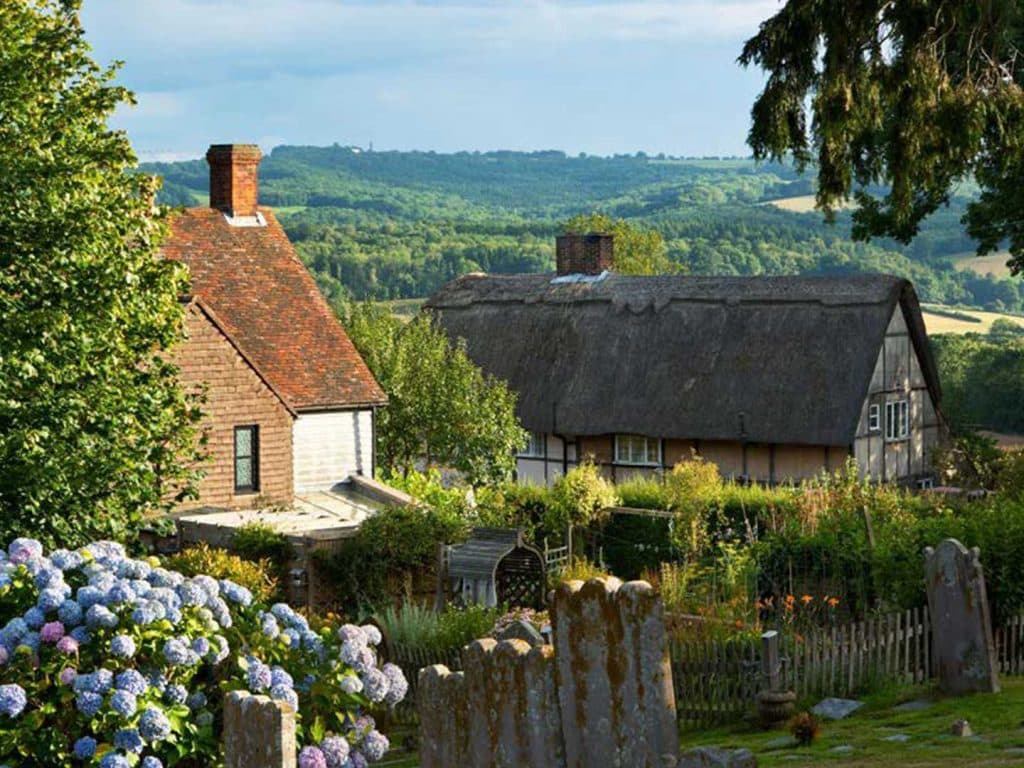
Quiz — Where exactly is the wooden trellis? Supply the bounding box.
[442,528,546,610]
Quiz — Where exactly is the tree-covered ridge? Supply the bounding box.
[146,146,1023,310]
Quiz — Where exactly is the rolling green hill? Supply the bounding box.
[144,146,1023,313]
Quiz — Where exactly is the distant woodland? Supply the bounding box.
[146,146,1023,312]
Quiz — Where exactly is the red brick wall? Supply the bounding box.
[176,303,294,509]
[206,144,261,217]
[556,234,614,275]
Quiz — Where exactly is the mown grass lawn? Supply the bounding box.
[681,679,1024,766]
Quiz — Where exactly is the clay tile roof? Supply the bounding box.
[163,207,385,411]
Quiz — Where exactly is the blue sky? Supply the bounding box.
[81,1,777,161]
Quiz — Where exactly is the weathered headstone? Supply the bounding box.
[224,690,296,768]
[496,618,546,647]
[924,539,1000,694]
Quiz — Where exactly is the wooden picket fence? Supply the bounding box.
[993,613,1024,675]
[669,606,932,728]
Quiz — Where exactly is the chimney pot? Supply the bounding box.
[556,233,614,276]
[206,144,262,217]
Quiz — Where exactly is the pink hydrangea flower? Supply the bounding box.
[59,667,76,685]
[55,636,78,654]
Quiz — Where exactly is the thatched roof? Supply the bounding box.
[425,273,941,447]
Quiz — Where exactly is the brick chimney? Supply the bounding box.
[556,233,613,276]
[206,144,262,217]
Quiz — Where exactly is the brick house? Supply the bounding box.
[427,234,946,487]
[164,144,387,509]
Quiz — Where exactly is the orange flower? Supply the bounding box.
[827,597,840,608]
[801,595,813,605]
[785,594,796,605]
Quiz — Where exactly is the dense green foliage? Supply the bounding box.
[0,0,202,548]
[317,504,469,614]
[375,603,500,654]
[741,0,1024,272]
[931,331,1024,433]
[145,146,1024,312]
[562,213,679,275]
[343,302,526,483]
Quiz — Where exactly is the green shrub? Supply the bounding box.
[165,542,278,603]
[232,522,293,566]
[474,481,555,543]
[664,456,723,557]
[375,602,500,653]
[318,504,469,613]
[548,463,618,534]
[617,476,670,510]
[601,513,679,579]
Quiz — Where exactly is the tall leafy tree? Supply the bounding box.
[344,303,526,484]
[741,0,1024,273]
[0,0,202,546]
[563,213,681,275]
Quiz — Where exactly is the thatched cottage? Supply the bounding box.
[426,234,945,486]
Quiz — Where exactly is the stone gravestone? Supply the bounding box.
[924,539,1000,694]
[224,690,296,768]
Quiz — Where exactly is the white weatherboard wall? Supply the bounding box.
[292,410,373,492]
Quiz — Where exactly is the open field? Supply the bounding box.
[921,304,1024,335]
[682,679,1024,767]
[954,251,1014,279]
[380,298,425,321]
[765,195,856,213]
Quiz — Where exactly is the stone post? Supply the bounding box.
[224,690,296,768]
[761,630,780,691]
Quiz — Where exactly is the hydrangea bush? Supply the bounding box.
[0,539,406,767]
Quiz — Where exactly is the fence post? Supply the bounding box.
[761,630,781,691]
[224,690,296,768]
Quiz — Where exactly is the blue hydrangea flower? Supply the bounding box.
[100,753,131,768]
[283,628,302,649]
[138,707,172,742]
[0,685,26,718]
[8,538,42,564]
[270,684,298,710]
[50,549,84,571]
[75,585,106,610]
[361,730,389,762]
[260,613,280,639]
[111,635,137,659]
[85,604,118,629]
[177,581,206,607]
[219,580,252,606]
[57,599,84,626]
[270,667,294,689]
[22,607,45,630]
[0,618,27,646]
[76,691,103,718]
[185,691,207,711]
[163,684,187,705]
[360,625,383,647]
[70,626,92,645]
[141,758,163,768]
[246,658,272,691]
[115,669,147,695]
[73,736,97,759]
[38,586,69,611]
[107,581,136,604]
[339,675,362,695]
[113,728,144,753]
[162,638,190,666]
[196,710,214,727]
[110,690,138,718]
[320,735,350,768]
[191,637,210,656]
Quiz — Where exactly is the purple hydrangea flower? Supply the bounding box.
[40,621,64,644]
[381,664,408,706]
[298,746,327,768]
[361,730,389,762]
[320,735,350,768]
[59,667,77,685]
[0,685,26,718]
[360,625,383,647]
[8,538,42,564]
[58,635,81,654]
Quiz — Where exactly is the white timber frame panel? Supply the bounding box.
[853,305,941,483]
[292,409,374,492]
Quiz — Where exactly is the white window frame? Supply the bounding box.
[885,400,909,442]
[520,432,546,458]
[614,435,661,467]
[868,404,881,432]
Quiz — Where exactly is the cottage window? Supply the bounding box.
[520,432,546,458]
[234,425,259,493]
[614,435,661,466]
[868,404,881,432]
[885,400,909,441]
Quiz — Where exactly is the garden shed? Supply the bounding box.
[446,527,545,609]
